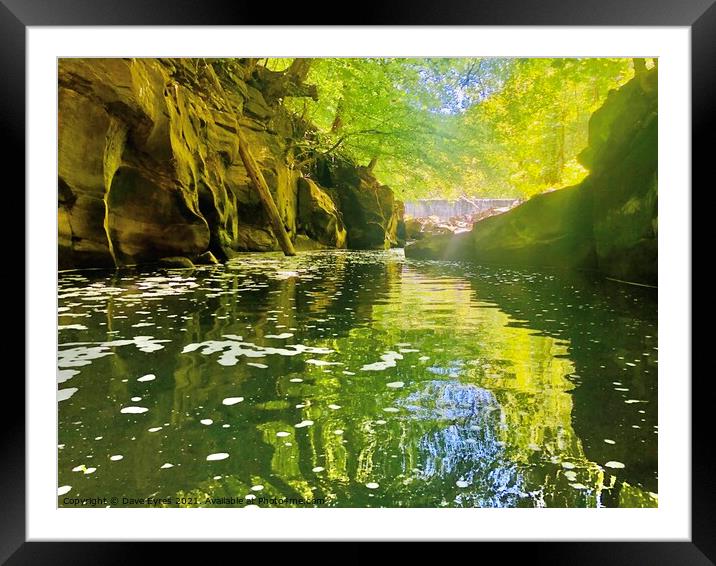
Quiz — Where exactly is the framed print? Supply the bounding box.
[5,0,708,561]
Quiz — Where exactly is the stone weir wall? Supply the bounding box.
[404,198,518,219]
[58,58,404,270]
[406,67,658,287]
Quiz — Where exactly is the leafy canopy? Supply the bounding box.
[266,57,635,200]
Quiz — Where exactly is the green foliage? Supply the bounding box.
[271,57,635,200]
[463,58,634,197]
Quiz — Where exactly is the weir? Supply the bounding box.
[404,197,519,219]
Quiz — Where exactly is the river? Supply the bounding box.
[57,249,657,508]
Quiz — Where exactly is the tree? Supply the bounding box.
[269,57,635,200]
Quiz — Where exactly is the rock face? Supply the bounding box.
[406,67,658,286]
[317,161,403,250]
[297,178,347,248]
[58,58,403,269]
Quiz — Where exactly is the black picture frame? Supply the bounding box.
[5,0,706,561]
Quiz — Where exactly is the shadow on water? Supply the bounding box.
[57,250,657,508]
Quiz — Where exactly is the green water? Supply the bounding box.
[57,250,658,508]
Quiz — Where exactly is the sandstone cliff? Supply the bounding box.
[58,58,403,269]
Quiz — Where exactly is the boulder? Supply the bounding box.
[322,162,403,249]
[297,178,347,248]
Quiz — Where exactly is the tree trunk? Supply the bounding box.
[287,58,314,83]
[237,129,296,256]
[331,98,345,133]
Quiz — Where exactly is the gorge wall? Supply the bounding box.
[405,67,658,287]
[58,58,403,270]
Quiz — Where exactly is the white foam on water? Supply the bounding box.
[265,333,294,339]
[182,339,332,366]
[57,388,78,402]
[121,406,149,414]
[361,351,403,371]
[206,453,230,461]
[57,369,80,384]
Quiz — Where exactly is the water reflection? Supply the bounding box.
[57,250,657,507]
